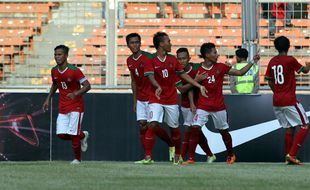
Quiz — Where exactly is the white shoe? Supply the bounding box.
[70,159,80,165]
[81,131,89,152]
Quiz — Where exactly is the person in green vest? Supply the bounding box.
[230,48,259,94]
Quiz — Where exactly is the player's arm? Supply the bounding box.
[75,80,91,96]
[267,80,275,93]
[179,73,207,98]
[177,71,208,93]
[300,62,310,74]
[147,75,162,99]
[67,79,91,100]
[43,82,58,112]
[130,73,137,112]
[228,54,260,76]
[188,90,196,114]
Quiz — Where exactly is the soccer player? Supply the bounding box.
[143,32,207,164]
[190,43,260,165]
[176,48,216,164]
[265,36,310,165]
[42,45,91,164]
[125,33,174,163]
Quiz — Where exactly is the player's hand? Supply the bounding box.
[190,103,197,115]
[200,86,208,98]
[195,71,208,82]
[67,92,77,100]
[253,54,260,64]
[155,87,162,100]
[42,100,50,112]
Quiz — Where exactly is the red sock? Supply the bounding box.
[171,128,181,155]
[188,127,200,161]
[57,134,71,140]
[284,129,294,154]
[219,129,234,157]
[289,127,308,157]
[199,131,213,156]
[154,124,173,146]
[181,128,191,159]
[144,127,156,159]
[71,135,81,161]
[139,126,148,151]
[79,131,85,140]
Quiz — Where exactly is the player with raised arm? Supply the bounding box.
[143,32,207,165]
[42,45,91,164]
[175,48,216,164]
[265,36,310,165]
[125,33,174,163]
[190,43,260,165]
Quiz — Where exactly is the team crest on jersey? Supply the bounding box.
[67,78,72,82]
[169,63,173,68]
[216,70,220,74]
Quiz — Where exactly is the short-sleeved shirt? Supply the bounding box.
[197,63,231,112]
[51,64,87,114]
[127,51,153,101]
[265,56,304,106]
[180,63,201,108]
[144,54,184,105]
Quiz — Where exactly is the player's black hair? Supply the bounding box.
[235,48,248,59]
[126,33,141,45]
[176,48,190,56]
[54,45,69,55]
[200,43,215,59]
[274,36,290,53]
[153,32,168,49]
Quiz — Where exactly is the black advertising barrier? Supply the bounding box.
[52,93,310,162]
[0,93,50,161]
[0,92,309,162]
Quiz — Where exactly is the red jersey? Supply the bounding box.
[197,63,231,111]
[265,56,304,106]
[127,51,153,101]
[180,63,201,108]
[144,54,184,105]
[51,64,86,114]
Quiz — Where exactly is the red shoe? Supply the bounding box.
[182,159,195,165]
[286,154,302,165]
[226,154,236,165]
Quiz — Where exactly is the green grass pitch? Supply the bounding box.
[0,161,309,190]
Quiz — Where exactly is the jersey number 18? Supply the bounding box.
[271,65,284,84]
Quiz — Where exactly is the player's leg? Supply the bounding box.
[285,103,309,164]
[184,109,209,164]
[136,101,149,156]
[180,107,192,160]
[211,110,235,164]
[164,104,182,164]
[56,113,71,140]
[273,106,293,156]
[143,103,164,163]
[198,128,216,163]
[67,112,84,164]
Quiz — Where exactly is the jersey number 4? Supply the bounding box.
[61,81,68,89]
[271,65,284,84]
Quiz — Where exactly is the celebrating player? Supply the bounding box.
[143,32,207,164]
[190,43,260,165]
[265,36,310,165]
[42,45,91,164]
[126,33,174,163]
[175,47,216,164]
